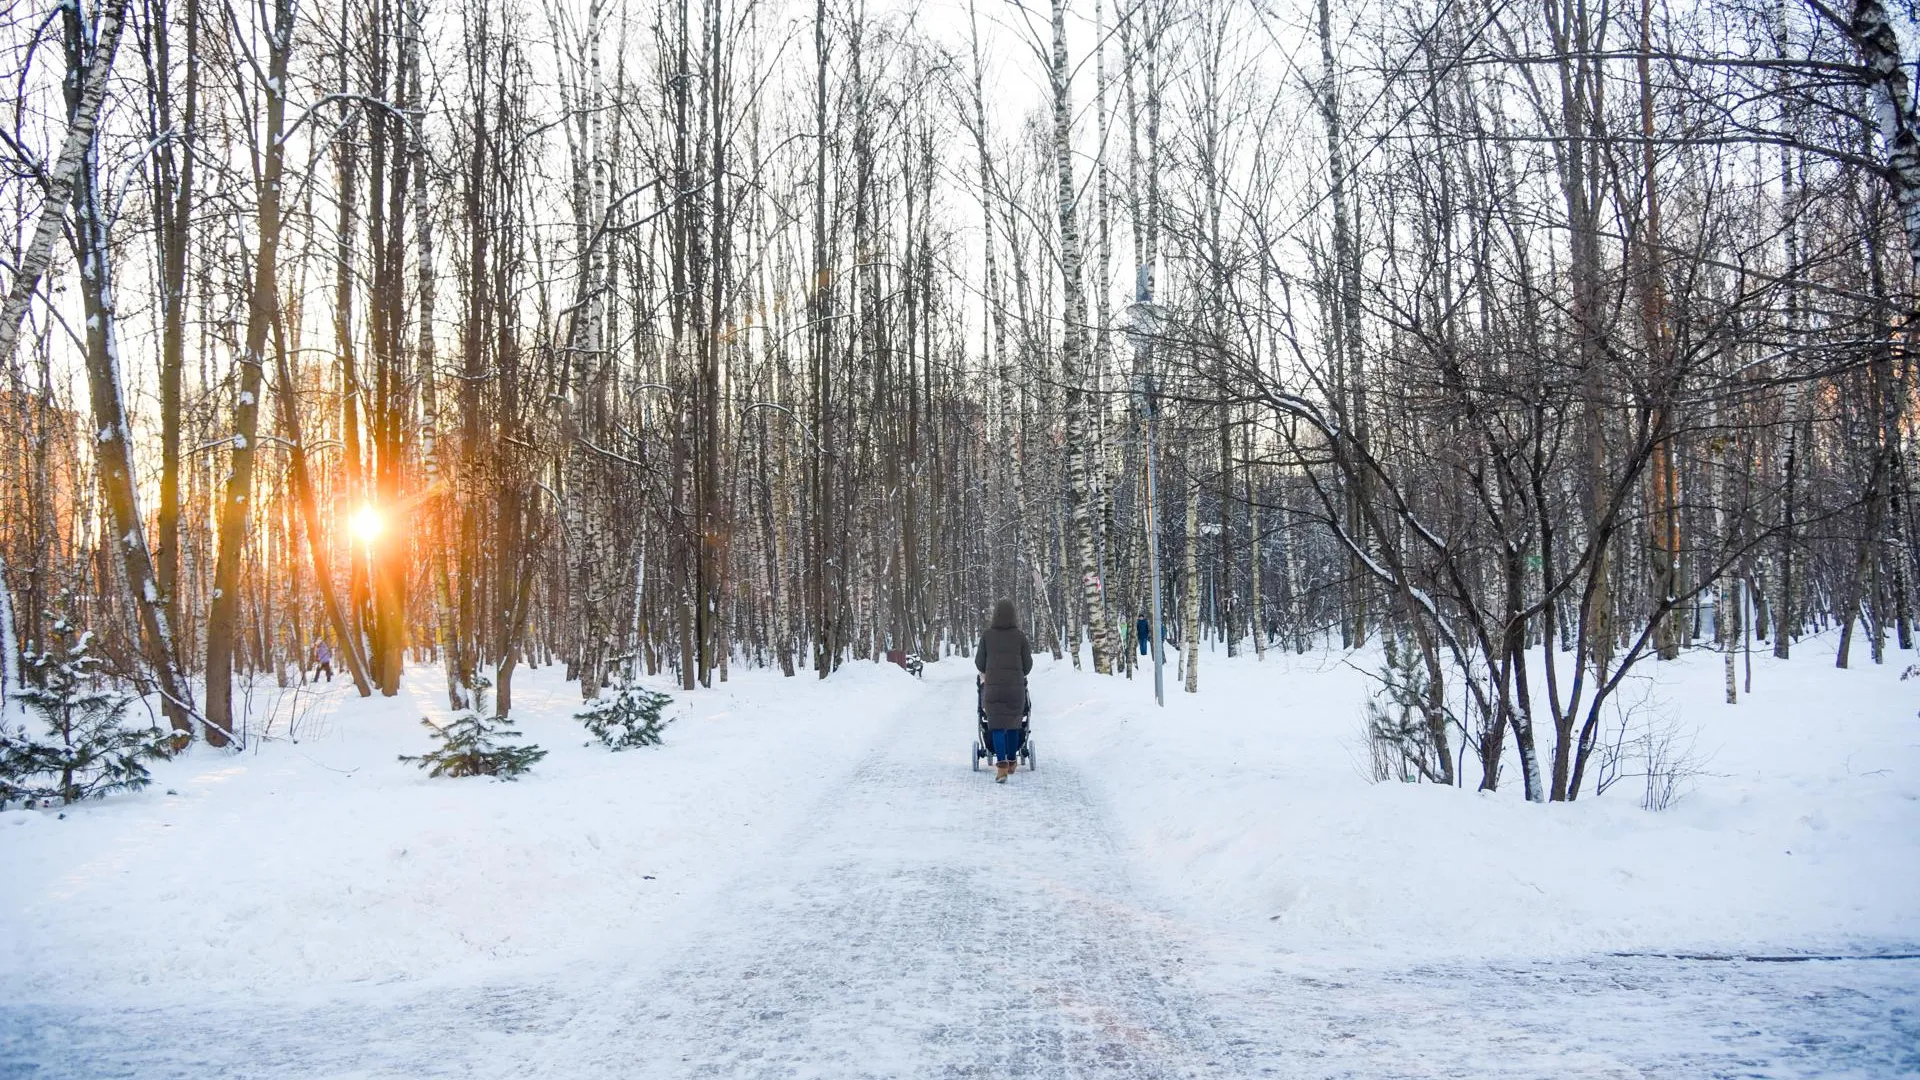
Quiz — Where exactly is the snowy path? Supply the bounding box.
[4,664,1916,1078]
[538,670,1244,1079]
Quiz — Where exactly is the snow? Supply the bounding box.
[0,661,922,999]
[1042,638,1920,963]
[0,639,1914,1076]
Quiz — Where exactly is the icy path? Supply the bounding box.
[3,662,1915,1078]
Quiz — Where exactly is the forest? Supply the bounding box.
[1,0,1915,808]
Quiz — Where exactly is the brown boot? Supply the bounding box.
[995,761,1011,783]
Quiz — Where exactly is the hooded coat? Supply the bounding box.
[974,599,1033,730]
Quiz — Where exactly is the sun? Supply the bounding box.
[350,504,384,544]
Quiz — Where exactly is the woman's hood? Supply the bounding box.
[991,598,1017,629]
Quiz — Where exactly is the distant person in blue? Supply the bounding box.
[974,598,1033,783]
[1137,613,1151,655]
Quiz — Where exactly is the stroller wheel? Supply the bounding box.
[971,740,983,772]
[1024,741,1036,771]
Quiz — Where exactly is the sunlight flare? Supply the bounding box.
[350,504,384,545]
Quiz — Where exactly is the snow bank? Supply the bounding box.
[0,658,927,1002]
[1039,637,1920,963]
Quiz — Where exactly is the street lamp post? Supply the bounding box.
[1127,265,1166,708]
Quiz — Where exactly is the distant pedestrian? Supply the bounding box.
[974,598,1032,783]
[311,640,334,683]
[1137,613,1151,655]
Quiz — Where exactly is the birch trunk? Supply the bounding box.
[1317,0,1368,648]
[1183,473,1200,693]
[810,0,837,677]
[699,0,728,687]
[0,554,15,706]
[1248,424,1264,660]
[1772,26,1804,659]
[0,0,128,370]
[65,2,199,736]
[1051,0,1112,673]
[1845,0,1920,289]
[1837,0,1920,668]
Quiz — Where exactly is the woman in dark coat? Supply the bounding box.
[974,598,1033,782]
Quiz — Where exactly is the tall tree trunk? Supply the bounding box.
[1773,36,1804,660]
[1317,0,1368,648]
[1641,0,1681,662]
[205,0,294,743]
[1051,0,1111,674]
[144,0,197,731]
[1248,422,1264,660]
[0,0,129,370]
[0,553,18,705]
[810,0,841,678]
[1183,471,1200,692]
[1843,0,1920,287]
[332,6,365,670]
[63,0,199,735]
[409,0,458,707]
[699,0,728,687]
[1836,0,1920,668]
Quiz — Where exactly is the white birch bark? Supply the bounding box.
[1051,0,1112,673]
[410,0,462,709]
[1713,400,1737,703]
[1773,3,1804,659]
[1317,0,1369,646]
[1846,0,1920,287]
[553,0,609,699]
[0,0,128,370]
[1184,473,1200,693]
[70,59,199,735]
[0,553,17,706]
[1250,444,1265,661]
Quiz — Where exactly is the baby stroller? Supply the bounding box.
[971,683,1035,773]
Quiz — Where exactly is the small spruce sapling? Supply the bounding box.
[0,618,174,808]
[398,676,546,779]
[1362,631,1449,784]
[576,679,673,750]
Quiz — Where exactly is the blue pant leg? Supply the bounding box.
[990,728,1022,763]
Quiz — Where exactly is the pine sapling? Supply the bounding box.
[576,679,673,750]
[398,677,546,779]
[0,618,174,809]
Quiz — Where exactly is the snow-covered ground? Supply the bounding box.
[1,639,1915,1077]
[1044,639,1920,962]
